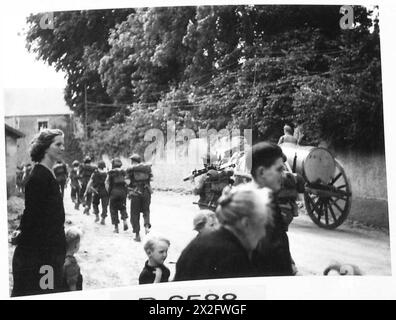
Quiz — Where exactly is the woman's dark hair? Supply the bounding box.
[30,129,64,163]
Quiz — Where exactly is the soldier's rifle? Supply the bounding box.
[183,163,235,182]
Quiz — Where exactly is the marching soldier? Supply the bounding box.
[84,160,109,223]
[70,160,81,210]
[106,158,129,233]
[16,164,24,193]
[192,169,233,211]
[21,163,32,192]
[276,170,305,230]
[126,154,153,242]
[53,160,68,198]
[79,156,97,215]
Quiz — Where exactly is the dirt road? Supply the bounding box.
[8,188,392,293]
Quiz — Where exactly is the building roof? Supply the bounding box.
[3,88,73,117]
[5,123,25,138]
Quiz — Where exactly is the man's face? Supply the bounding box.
[148,241,169,266]
[255,157,284,191]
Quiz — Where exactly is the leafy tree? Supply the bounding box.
[26,5,383,155]
[26,9,135,123]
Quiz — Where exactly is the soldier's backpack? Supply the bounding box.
[92,169,107,187]
[277,172,305,201]
[206,169,233,193]
[129,163,152,182]
[69,168,80,187]
[81,164,96,180]
[53,163,68,182]
[276,172,306,228]
[198,169,233,211]
[111,169,126,185]
[107,169,126,197]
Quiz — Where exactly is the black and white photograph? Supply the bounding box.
[1,0,394,299]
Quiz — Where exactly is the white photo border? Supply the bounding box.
[1,0,395,300]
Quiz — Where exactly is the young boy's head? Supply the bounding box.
[65,227,82,255]
[143,236,170,267]
[193,210,219,233]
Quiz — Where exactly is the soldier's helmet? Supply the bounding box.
[72,160,80,167]
[111,158,123,168]
[98,160,106,169]
[84,156,91,163]
[129,153,142,163]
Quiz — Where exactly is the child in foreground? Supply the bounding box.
[139,236,170,284]
[193,209,219,234]
[63,227,83,291]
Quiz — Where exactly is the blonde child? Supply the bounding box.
[139,236,170,284]
[63,227,83,291]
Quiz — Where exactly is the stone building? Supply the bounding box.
[4,124,25,197]
[4,88,77,166]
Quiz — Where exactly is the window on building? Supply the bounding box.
[38,120,48,131]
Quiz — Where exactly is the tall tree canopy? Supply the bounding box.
[26,5,383,157]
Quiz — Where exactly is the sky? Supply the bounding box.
[1,9,66,89]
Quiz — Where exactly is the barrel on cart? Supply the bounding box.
[231,143,352,229]
[280,143,352,229]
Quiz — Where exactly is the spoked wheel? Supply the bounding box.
[304,160,352,229]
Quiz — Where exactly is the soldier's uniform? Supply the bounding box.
[16,166,24,193]
[21,164,32,193]
[275,172,305,230]
[193,169,233,211]
[69,161,81,210]
[106,158,128,233]
[53,161,68,199]
[90,161,109,222]
[79,157,97,215]
[252,171,305,277]
[126,154,152,240]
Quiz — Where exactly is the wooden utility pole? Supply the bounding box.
[84,84,88,141]
[251,54,257,136]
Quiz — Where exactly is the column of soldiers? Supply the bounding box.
[17,161,69,198]
[53,160,68,199]
[68,154,153,242]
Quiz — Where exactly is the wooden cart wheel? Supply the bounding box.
[304,159,352,229]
